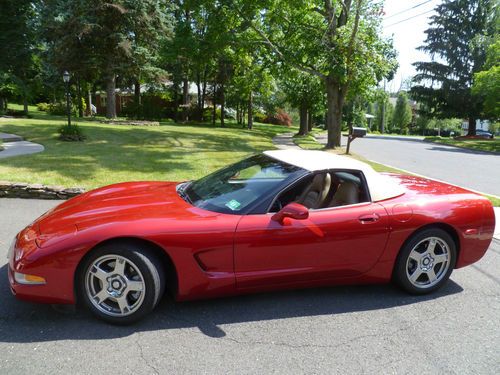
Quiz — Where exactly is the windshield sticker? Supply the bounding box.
[225,199,241,211]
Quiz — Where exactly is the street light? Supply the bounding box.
[63,71,71,127]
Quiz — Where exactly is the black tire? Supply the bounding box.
[77,241,165,324]
[393,228,456,294]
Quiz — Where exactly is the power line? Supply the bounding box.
[384,9,435,28]
[384,0,433,20]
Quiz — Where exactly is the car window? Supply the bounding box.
[270,170,370,212]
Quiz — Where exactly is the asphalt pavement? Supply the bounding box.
[0,198,499,374]
[316,134,500,197]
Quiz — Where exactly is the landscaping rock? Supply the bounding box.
[0,181,85,200]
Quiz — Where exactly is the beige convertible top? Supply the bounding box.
[264,150,405,202]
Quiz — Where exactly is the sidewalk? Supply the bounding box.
[272,133,300,150]
[494,207,500,240]
[0,132,44,159]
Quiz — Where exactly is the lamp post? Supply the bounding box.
[63,71,71,127]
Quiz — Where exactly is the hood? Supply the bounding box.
[36,181,220,235]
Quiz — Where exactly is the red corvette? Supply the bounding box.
[8,150,495,323]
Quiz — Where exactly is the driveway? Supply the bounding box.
[317,135,500,197]
[0,199,499,374]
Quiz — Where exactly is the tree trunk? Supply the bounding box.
[196,71,203,121]
[325,79,343,149]
[220,82,225,128]
[298,102,308,135]
[181,78,189,122]
[0,97,4,113]
[212,85,216,126]
[307,109,313,132]
[247,91,253,130]
[467,117,476,136]
[77,77,83,118]
[106,74,117,119]
[134,80,141,106]
[86,88,93,116]
[173,81,179,123]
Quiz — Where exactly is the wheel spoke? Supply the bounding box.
[409,269,423,283]
[426,268,437,283]
[116,296,130,314]
[113,257,126,276]
[409,250,423,262]
[434,253,448,264]
[90,265,109,283]
[126,280,144,292]
[93,289,109,305]
[426,239,437,255]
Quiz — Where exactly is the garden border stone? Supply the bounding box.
[0,181,85,200]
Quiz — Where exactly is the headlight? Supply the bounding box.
[7,238,16,260]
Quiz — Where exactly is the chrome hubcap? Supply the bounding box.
[85,255,145,317]
[406,237,450,288]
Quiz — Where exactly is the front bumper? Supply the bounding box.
[8,228,75,305]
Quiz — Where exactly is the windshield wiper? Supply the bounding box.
[177,182,193,204]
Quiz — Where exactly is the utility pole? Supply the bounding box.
[381,79,386,133]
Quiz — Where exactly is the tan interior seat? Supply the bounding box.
[297,173,331,209]
[329,181,359,207]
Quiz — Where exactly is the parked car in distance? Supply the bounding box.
[475,129,494,139]
[8,150,495,324]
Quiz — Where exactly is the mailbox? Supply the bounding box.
[351,127,367,138]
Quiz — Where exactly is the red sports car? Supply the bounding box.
[8,150,495,324]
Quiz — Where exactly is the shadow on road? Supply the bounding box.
[426,145,498,156]
[0,265,464,343]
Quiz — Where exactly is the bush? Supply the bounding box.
[58,125,86,142]
[371,130,381,135]
[253,111,266,123]
[48,102,77,116]
[262,109,292,126]
[37,102,49,112]
[4,108,31,118]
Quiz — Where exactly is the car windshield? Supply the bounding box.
[182,154,304,214]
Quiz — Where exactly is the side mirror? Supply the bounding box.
[271,202,309,224]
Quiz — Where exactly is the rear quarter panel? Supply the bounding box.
[370,174,495,280]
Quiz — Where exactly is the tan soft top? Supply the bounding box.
[264,150,405,202]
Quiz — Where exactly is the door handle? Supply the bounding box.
[358,213,380,223]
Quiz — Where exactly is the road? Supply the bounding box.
[317,135,500,197]
[0,198,499,374]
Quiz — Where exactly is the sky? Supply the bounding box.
[381,0,441,92]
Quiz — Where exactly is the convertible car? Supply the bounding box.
[8,150,495,324]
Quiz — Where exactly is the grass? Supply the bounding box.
[293,129,326,150]
[0,104,294,189]
[424,136,500,153]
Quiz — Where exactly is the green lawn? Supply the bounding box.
[293,129,326,150]
[0,104,294,189]
[424,136,500,153]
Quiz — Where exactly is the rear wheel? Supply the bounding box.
[394,228,456,294]
[78,242,165,324]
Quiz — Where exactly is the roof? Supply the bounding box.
[264,150,405,202]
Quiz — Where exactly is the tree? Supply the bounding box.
[411,0,495,135]
[41,0,169,119]
[392,91,412,134]
[473,39,500,118]
[232,0,397,148]
[0,0,40,114]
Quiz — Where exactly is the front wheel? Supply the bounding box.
[393,228,456,294]
[78,242,165,324]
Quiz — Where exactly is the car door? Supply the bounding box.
[234,191,390,290]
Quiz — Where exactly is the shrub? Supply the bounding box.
[37,102,49,112]
[371,130,381,135]
[253,111,266,123]
[58,124,86,142]
[5,108,31,118]
[48,102,77,116]
[262,109,292,126]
